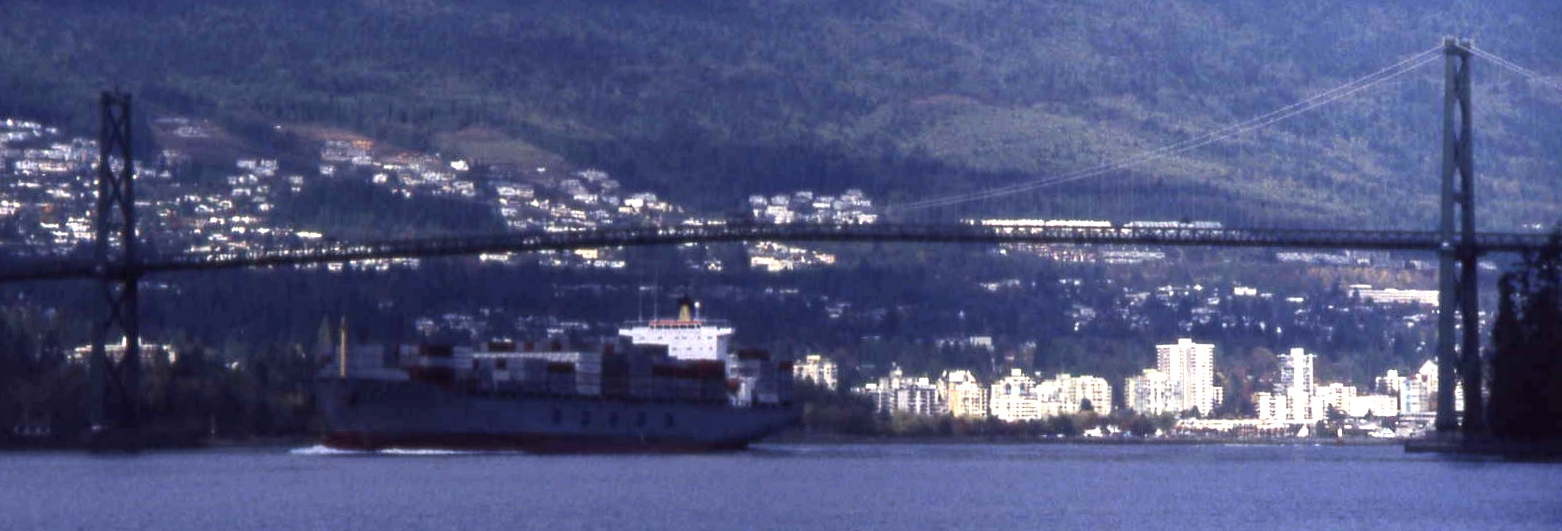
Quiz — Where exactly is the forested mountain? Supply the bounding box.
[2,0,1560,225]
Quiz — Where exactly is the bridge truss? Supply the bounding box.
[1,223,1553,284]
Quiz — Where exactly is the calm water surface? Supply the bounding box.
[1,443,1558,530]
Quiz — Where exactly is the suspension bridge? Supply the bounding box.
[4,38,1559,441]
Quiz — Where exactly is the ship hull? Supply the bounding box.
[317,377,798,453]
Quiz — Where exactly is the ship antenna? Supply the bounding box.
[653,269,661,319]
[689,276,699,317]
[637,270,645,322]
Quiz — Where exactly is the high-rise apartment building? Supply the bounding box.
[1277,347,1321,421]
[1155,338,1221,416]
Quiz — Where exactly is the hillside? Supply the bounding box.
[2,0,1560,227]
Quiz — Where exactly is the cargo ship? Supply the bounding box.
[316,298,799,452]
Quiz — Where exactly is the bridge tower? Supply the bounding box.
[1435,38,1483,435]
[88,91,143,437]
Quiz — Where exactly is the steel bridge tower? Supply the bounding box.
[88,91,142,437]
[1435,38,1483,435]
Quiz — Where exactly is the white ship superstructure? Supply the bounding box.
[619,297,733,361]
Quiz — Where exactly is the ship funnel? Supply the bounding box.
[677,296,694,321]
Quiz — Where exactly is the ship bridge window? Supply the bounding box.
[609,411,620,427]
[552,408,562,425]
[636,411,648,428]
[664,412,675,429]
[581,411,592,427]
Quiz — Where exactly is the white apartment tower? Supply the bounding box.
[1156,338,1220,416]
[1255,347,1325,422]
[1278,347,1317,399]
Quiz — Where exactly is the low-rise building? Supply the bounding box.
[989,369,1040,422]
[793,354,839,391]
[1125,368,1173,416]
[855,366,941,415]
[1348,394,1399,418]
[1317,382,1356,415]
[1049,373,1113,415]
[938,370,988,419]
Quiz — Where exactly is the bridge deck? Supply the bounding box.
[2,224,1554,283]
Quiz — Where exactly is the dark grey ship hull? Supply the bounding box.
[317,377,800,452]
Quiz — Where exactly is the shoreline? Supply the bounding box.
[5,433,1405,452]
[762,431,1406,447]
[1403,436,1562,461]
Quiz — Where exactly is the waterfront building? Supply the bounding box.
[1398,360,1461,415]
[1253,391,1285,421]
[854,366,942,415]
[1154,338,1221,416]
[989,369,1041,422]
[1031,378,1067,418]
[1278,348,1320,421]
[1043,373,1113,415]
[1318,382,1356,415]
[938,370,989,419]
[856,381,890,413]
[1375,369,1404,396]
[1375,362,1460,417]
[1253,347,1326,422]
[793,354,839,391]
[1347,394,1400,418]
[1279,348,1317,399]
[895,382,940,416]
[1124,368,1173,416]
[1253,391,1325,423]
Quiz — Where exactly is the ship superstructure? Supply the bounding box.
[618,296,733,361]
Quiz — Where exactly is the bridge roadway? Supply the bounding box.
[2,223,1554,283]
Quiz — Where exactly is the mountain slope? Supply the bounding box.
[2,0,1560,228]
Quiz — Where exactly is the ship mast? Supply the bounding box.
[338,316,349,378]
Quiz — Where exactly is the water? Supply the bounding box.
[1,444,1558,530]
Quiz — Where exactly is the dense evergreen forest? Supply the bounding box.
[1489,233,1562,441]
[2,0,1560,225]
